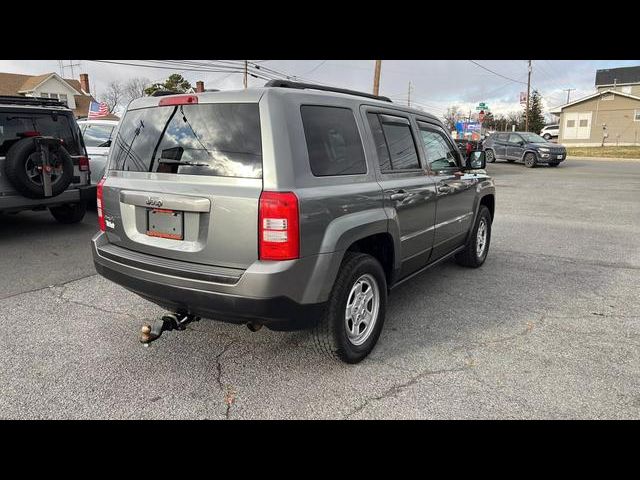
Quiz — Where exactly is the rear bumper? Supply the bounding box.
[0,184,94,211]
[92,232,333,330]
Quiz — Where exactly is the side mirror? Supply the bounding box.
[466,150,486,170]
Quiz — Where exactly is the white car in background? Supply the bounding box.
[540,124,559,141]
[77,119,118,184]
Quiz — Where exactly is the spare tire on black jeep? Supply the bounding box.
[4,137,74,199]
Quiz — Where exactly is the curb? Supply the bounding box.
[566,156,640,162]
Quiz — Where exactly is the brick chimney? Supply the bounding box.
[195,81,205,93]
[79,73,90,94]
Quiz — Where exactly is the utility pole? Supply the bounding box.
[525,60,532,132]
[373,60,382,96]
[244,60,248,89]
[407,81,412,107]
[563,88,575,103]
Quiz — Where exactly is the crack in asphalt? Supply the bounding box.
[56,284,139,320]
[214,340,237,419]
[344,366,469,419]
[0,273,99,301]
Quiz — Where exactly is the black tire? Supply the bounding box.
[455,205,492,268]
[543,133,552,140]
[312,252,387,364]
[548,162,560,167]
[4,138,74,199]
[524,152,537,168]
[49,201,87,224]
[485,149,496,163]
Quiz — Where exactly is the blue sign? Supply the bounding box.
[456,121,481,134]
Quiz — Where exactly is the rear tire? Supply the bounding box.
[49,201,87,224]
[485,149,495,163]
[543,133,552,140]
[524,152,537,168]
[312,252,387,364]
[455,206,492,268]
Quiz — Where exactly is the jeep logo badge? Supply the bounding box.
[146,197,163,207]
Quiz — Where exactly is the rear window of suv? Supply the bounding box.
[109,103,262,178]
[301,105,366,176]
[0,111,82,156]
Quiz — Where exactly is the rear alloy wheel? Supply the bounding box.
[312,252,387,364]
[543,133,552,140]
[524,152,538,168]
[49,201,87,224]
[485,149,495,163]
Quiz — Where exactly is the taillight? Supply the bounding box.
[97,178,106,232]
[158,95,198,106]
[78,156,90,172]
[258,191,299,261]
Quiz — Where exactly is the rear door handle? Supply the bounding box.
[388,189,408,201]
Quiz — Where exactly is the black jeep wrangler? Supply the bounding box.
[0,95,95,222]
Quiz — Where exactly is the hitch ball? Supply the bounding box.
[247,321,262,332]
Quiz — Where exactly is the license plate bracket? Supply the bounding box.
[557,154,563,159]
[146,208,184,240]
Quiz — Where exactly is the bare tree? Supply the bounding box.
[100,81,123,114]
[123,77,151,105]
[443,105,463,132]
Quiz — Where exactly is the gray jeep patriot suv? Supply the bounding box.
[92,80,495,363]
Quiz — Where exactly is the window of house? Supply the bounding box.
[635,110,640,122]
[58,93,68,106]
[301,105,366,177]
[601,94,614,101]
[566,120,576,128]
[40,93,49,98]
[621,86,632,94]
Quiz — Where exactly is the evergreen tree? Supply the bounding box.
[144,74,192,96]
[524,90,545,133]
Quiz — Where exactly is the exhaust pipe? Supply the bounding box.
[247,321,262,332]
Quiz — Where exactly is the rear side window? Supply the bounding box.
[0,111,81,156]
[366,113,420,171]
[110,103,262,178]
[301,105,366,176]
[81,123,115,147]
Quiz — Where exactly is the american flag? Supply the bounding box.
[88,100,109,119]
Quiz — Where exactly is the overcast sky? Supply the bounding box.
[1,59,638,119]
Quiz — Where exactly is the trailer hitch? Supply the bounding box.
[140,313,200,344]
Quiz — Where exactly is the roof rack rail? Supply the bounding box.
[0,95,66,107]
[264,80,392,103]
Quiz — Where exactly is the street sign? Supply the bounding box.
[476,102,490,111]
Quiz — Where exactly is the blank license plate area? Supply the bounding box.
[557,154,563,159]
[146,208,184,240]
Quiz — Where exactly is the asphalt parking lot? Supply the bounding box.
[1,158,639,419]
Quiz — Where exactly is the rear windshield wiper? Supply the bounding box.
[157,159,209,167]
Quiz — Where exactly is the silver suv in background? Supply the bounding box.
[78,119,118,184]
[92,81,495,363]
[0,95,94,223]
[540,124,559,140]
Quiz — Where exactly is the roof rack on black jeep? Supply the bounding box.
[0,95,67,107]
[264,79,393,103]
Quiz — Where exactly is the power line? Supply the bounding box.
[468,60,528,85]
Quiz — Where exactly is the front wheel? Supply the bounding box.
[485,149,496,163]
[543,133,552,140]
[312,252,387,364]
[524,152,538,168]
[49,201,87,224]
[455,205,492,268]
